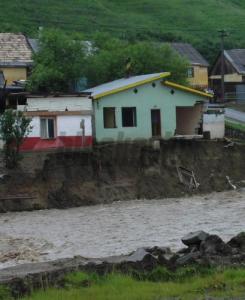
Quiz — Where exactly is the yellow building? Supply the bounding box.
[0,33,33,85]
[170,43,209,90]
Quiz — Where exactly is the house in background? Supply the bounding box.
[210,49,245,103]
[17,95,92,151]
[170,43,209,90]
[84,72,213,143]
[0,33,34,85]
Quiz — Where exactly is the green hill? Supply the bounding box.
[1,0,245,61]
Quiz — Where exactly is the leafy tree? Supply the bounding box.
[0,110,32,168]
[29,29,86,93]
[85,36,189,87]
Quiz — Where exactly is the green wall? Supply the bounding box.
[93,79,206,142]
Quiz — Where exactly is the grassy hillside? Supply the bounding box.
[1,0,245,61]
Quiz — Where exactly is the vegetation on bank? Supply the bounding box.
[1,0,245,62]
[0,109,32,168]
[1,267,245,300]
[225,120,245,132]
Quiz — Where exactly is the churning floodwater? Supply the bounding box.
[0,189,245,269]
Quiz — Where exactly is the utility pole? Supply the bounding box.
[218,30,228,102]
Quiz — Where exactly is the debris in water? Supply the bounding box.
[226,176,237,190]
[177,166,200,190]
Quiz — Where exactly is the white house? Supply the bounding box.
[203,104,225,139]
[18,95,93,151]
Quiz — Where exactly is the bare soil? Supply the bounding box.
[0,140,244,212]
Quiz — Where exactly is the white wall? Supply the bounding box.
[25,97,92,112]
[28,116,40,137]
[27,115,92,137]
[57,115,92,136]
[203,114,225,139]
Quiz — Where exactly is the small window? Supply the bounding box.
[40,118,55,139]
[103,107,116,128]
[122,107,137,127]
[187,67,194,78]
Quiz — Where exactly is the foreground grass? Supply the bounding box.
[16,267,245,300]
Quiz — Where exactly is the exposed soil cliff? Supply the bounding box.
[0,140,244,212]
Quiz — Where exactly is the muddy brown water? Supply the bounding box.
[0,189,244,269]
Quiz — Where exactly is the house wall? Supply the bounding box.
[26,97,92,111]
[0,67,27,84]
[189,66,208,88]
[18,97,93,151]
[94,79,207,142]
[210,73,243,83]
[203,114,225,139]
[20,115,92,151]
[176,104,203,135]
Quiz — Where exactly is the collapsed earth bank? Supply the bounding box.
[0,140,244,212]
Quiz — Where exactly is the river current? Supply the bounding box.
[0,189,244,269]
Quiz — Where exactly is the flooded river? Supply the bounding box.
[0,189,245,269]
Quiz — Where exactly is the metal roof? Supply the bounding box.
[224,49,245,74]
[27,38,39,53]
[170,43,209,67]
[84,73,170,99]
[0,33,33,67]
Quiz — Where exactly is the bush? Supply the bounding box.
[0,109,32,168]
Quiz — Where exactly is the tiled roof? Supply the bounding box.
[170,43,209,67]
[0,33,33,67]
[225,49,245,74]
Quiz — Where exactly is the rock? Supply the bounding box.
[200,235,232,256]
[147,246,172,257]
[228,232,245,252]
[177,247,190,255]
[176,252,201,266]
[124,248,149,262]
[181,231,209,247]
[119,248,158,272]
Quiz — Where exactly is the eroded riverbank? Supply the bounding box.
[0,141,245,212]
[0,189,244,270]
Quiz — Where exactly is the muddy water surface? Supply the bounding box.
[0,190,244,269]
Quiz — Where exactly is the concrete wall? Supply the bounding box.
[26,115,92,138]
[189,66,208,88]
[0,67,27,84]
[203,114,225,139]
[94,79,207,142]
[25,97,92,112]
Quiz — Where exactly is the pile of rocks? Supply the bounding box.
[1,231,245,297]
[102,231,245,272]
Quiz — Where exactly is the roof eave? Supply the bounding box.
[163,81,213,99]
[93,72,171,100]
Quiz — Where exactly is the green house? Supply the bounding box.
[85,73,212,142]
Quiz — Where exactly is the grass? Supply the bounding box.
[226,120,245,132]
[1,0,245,61]
[2,267,242,300]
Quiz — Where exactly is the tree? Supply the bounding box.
[0,110,32,168]
[29,29,86,93]
[85,35,189,87]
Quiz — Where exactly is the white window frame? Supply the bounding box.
[40,117,56,139]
